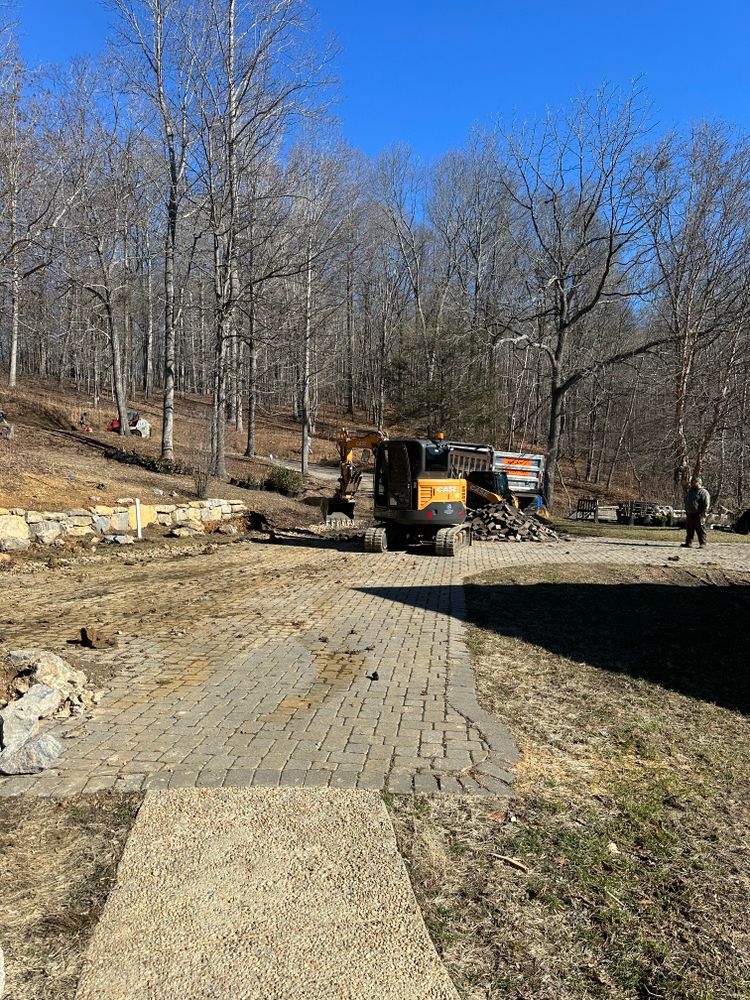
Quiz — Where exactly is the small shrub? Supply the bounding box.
[264,466,303,496]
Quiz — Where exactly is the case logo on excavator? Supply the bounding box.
[417,479,466,510]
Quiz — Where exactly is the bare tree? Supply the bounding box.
[492,86,666,504]
[109,0,202,459]
[643,123,750,493]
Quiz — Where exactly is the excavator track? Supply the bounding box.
[364,526,388,553]
[434,524,472,557]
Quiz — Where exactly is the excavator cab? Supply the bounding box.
[366,439,470,554]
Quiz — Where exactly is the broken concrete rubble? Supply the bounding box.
[0,650,102,775]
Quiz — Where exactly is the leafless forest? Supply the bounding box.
[1,0,749,508]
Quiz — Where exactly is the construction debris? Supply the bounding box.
[469,501,560,543]
[0,649,104,774]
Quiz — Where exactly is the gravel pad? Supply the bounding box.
[75,788,459,1000]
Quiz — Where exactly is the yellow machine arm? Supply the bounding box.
[467,481,519,509]
[335,428,388,499]
[324,428,388,521]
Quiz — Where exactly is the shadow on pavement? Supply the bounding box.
[357,579,750,714]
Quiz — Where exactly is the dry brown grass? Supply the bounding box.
[0,793,141,999]
[389,564,750,1000]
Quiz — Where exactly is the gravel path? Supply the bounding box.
[75,787,460,1000]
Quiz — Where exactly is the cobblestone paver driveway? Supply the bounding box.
[2,536,748,797]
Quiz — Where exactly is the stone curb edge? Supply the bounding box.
[446,575,520,787]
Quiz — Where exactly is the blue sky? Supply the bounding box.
[18,1,750,159]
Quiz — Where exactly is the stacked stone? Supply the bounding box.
[0,499,248,551]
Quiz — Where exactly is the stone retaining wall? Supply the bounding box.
[0,499,248,552]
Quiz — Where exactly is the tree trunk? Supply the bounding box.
[162,190,177,459]
[107,303,131,437]
[211,320,227,478]
[8,186,19,389]
[346,252,355,415]
[301,240,313,477]
[245,289,258,456]
[144,235,154,398]
[543,382,565,507]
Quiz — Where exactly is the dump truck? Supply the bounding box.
[446,444,546,513]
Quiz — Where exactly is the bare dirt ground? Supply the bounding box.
[391,562,750,1000]
[0,379,346,511]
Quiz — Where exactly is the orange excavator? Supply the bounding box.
[325,428,472,556]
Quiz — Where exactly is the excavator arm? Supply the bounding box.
[325,428,388,520]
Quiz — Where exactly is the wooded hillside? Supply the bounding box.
[1,1,749,509]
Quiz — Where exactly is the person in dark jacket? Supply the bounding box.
[682,476,711,548]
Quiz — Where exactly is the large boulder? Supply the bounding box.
[0,685,63,750]
[128,505,158,530]
[8,650,87,703]
[28,519,63,545]
[0,732,63,774]
[0,513,30,552]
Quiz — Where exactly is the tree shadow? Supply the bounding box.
[357,581,750,714]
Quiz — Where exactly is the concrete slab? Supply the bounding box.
[75,788,460,1000]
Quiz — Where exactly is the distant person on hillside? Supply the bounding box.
[682,476,711,548]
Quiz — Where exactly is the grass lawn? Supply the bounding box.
[556,520,750,543]
[0,793,142,999]
[390,563,750,1000]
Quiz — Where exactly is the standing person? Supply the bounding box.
[682,476,711,548]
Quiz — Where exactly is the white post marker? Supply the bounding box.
[135,498,143,540]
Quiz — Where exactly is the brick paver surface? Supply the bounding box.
[1,535,747,797]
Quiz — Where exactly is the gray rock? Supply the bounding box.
[9,651,87,699]
[0,944,4,998]
[218,523,239,535]
[30,520,63,545]
[168,526,202,538]
[2,684,61,746]
[108,512,131,533]
[2,536,31,552]
[103,534,135,545]
[0,684,64,750]
[0,700,40,749]
[0,732,63,774]
[7,649,39,666]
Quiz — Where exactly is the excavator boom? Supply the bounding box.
[325,427,388,520]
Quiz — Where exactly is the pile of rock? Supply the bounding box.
[469,501,560,542]
[0,650,103,775]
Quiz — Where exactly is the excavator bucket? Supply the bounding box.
[322,497,356,522]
